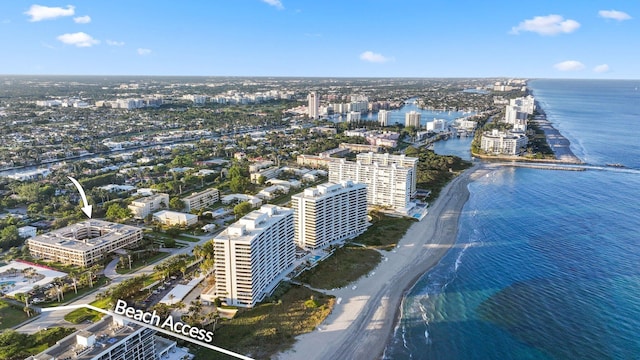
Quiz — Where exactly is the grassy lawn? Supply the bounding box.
[192,285,334,360]
[40,276,110,307]
[63,297,112,324]
[0,299,29,330]
[296,246,382,289]
[116,252,171,275]
[175,234,200,242]
[353,214,415,251]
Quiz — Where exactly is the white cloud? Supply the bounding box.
[106,39,125,46]
[261,0,284,10]
[56,32,99,47]
[593,64,610,73]
[598,10,632,21]
[25,4,75,22]
[511,14,580,35]
[554,60,585,71]
[73,15,91,24]
[137,48,152,55]
[360,51,392,63]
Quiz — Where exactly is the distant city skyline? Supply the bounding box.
[1,1,638,79]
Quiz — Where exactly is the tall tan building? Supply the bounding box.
[213,205,294,308]
[405,110,421,127]
[308,91,319,119]
[291,181,368,250]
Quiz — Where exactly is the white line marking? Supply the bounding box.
[41,304,254,360]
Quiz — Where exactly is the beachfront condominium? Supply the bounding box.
[405,110,421,128]
[291,181,369,250]
[480,129,528,155]
[378,109,390,126]
[356,152,418,197]
[27,220,143,267]
[25,315,192,360]
[308,91,319,119]
[128,193,169,219]
[213,205,295,308]
[328,154,417,213]
[182,187,220,212]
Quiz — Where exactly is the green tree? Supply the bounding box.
[233,201,252,218]
[0,225,21,250]
[169,197,184,210]
[229,176,249,193]
[163,237,176,248]
[165,226,181,238]
[105,203,131,220]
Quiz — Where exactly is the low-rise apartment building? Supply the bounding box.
[182,188,220,212]
[128,193,169,219]
[27,220,143,267]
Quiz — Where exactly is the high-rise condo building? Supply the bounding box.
[356,152,418,197]
[328,153,418,212]
[378,109,390,126]
[291,181,369,250]
[405,110,421,127]
[308,91,319,119]
[213,205,294,307]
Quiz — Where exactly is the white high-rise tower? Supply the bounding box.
[308,91,319,119]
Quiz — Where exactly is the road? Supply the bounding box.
[15,231,217,334]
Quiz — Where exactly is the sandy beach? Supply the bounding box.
[277,163,490,360]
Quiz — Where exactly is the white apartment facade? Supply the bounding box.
[291,181,369,250]
[378,109,390,126]
[480,129,528,155]
[27,220,143,267]
[128,193,169,219]
[356,152,418,197]
[183,188,220,212]
[213,205,295,308]
[328,158,415,212]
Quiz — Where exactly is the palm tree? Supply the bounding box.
[69,271,78,294]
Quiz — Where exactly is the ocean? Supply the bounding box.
[385,79,640,359]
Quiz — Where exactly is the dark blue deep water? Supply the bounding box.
[385,80,640,359]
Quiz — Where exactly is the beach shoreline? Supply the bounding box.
[276,163,489,360]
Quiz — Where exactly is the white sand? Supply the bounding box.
[277,164,488,360]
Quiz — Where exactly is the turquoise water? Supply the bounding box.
[385,80,640,359]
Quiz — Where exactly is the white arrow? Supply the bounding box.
[68,176,92,218]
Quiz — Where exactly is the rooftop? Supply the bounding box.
[27,220,142,252]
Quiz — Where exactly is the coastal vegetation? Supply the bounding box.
[0,327,76,360]
[296,246,382,289]
[193,285,334,360]
[353,212,415,251]
[405,146,473,200]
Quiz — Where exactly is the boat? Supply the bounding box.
[606,163,626,168]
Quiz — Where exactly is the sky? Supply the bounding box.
[1,0,638,78]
